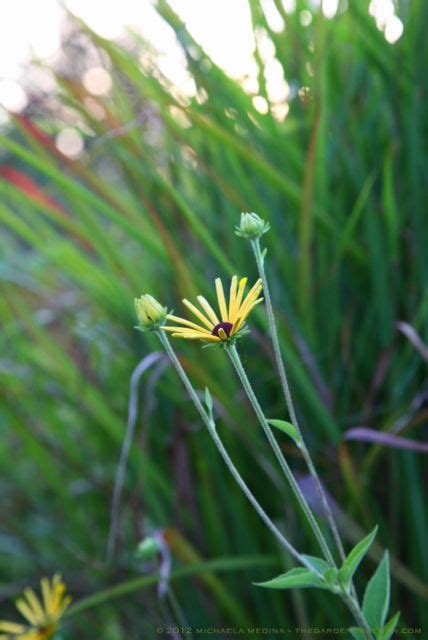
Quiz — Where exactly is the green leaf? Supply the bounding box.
[301,555,330,575]
[380,611,400,640]
[204,387,213,417]
[267,419,301,445]
[363,552,390,630]
[324,568,339,586]
[339,525,378,588]
[255,567,328,590]
[349,628,366,640]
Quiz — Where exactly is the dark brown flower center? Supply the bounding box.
[211,322,233,338]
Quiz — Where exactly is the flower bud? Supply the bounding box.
[235,212,270,240]
[134,294,167,330]
[136,536,161,560]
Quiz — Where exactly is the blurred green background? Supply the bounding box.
[1,0,427,637]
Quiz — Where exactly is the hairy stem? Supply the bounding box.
[227,343,336,568]
[251,238,346,564]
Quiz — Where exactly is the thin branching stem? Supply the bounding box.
[157,331,319,575]
[157,332,373,638]
[227,343,336,568]
[251,238,347,564]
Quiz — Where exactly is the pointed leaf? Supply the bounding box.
[380,611,400,640]
[267,419,301,445]
[255,567,328,590]
[363,552,390,630]
[301,555,330,575]
[204,387,213,417]
[349,628,366,640]
[339,525,378,587]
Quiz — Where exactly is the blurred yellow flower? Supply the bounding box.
[0,575,71,640]
[163,276,263,343]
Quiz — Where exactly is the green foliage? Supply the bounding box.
[255,567,330,591]
[379,610,400,640]
[363,552,391,632]
[267,419,302,445]
[0,0,426,635]
[339,526,379,590]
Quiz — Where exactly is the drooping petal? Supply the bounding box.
[0,621,27,633]
[215,278,228,321]
[166,314,212,333]
[163,326,212,336]
[171,331,220,342]
[197,296,220,325]
[182,299,214,330]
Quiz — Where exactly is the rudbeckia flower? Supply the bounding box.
[0,575,71,640]
[163,276,263,343]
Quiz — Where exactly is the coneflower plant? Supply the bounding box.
[135,214,399,640]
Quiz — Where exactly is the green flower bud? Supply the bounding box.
[136,536,161,560]
[134,294,167,331]
[235,212,270,240]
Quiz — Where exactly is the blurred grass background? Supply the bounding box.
[1,0,427,637]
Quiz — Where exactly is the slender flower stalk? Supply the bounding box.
[157,331,319,575]
[250,236,347,564]
[227,343,336,569]
[155,332,373,640]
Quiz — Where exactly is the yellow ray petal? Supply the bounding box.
[163,326,211,336]
[51,588,66,616]
[228,276,238,322]
[22,589,45,624]
[55,595,72,617]
[197,296,220,325]
[182,299,213,330]
[172,332,220,342]
[15,599,39,626]
[215,278,228,321]
[238,279,262,312]
[230,277,248,324]
[236,285,262,320]
[238,287,263,320]
[233,298,264,333]
[166,314,212,333]
[41,579,53,615]
[0,621,27,633]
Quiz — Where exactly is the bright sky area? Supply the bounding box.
[0,0,404,119]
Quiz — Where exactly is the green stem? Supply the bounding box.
[227,343,336,568]
[155,334,372,637]
[157,331,317,575]
[251,238,346,564]
[342,591,374,640]
[66,555,277,617]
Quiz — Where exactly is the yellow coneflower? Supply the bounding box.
[163,276,263,343]
[0,575,71,640]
